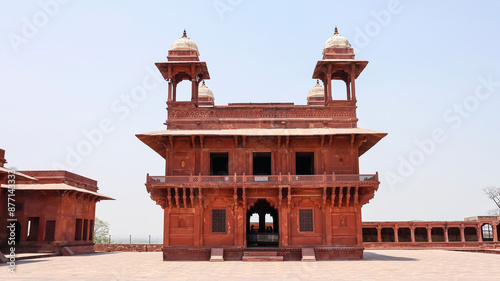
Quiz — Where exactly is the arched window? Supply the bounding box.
[482,224,493,241]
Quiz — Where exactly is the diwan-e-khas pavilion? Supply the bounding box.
[136,28,387,261]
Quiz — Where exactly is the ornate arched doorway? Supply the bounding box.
[246,199,279,247]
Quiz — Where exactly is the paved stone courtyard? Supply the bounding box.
[1,250,500,280]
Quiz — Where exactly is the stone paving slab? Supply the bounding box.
[1,250,500,280]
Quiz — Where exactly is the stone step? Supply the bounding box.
[242,255,284,262]
[246,251,278,256]
[301,248,316,261]
[209,248,224,262]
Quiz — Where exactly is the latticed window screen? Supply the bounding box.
[212,209,226,233]
[299,209,314,232]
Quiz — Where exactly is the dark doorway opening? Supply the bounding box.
[89,220,94,241]
[414,227,427,242]
[14,221,21,244]
[83,219,89,241]
[296,152,314,175]
[381,228,395,242]
[44,220,56,242]
[253,152,271,175]
[27,217,40,241]
[210,153,228,175]
[246,199,279,247]
[362,228,378,242]
[75,219,83,241]
[431,227,445,242]
[448,227,461,242]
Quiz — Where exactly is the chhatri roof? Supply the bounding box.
[307,80,324,100]
[170,30,200,56]
[323,27,351,50]
[198,81,214,100]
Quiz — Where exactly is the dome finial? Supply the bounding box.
[182,29,187,38]
[202,80,206,86]
[334,26,339,35]
[316,79,320,85]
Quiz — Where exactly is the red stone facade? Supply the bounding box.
[0,149,112,255]
[137,30,386,261]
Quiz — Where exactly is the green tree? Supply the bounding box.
[94,217,110,244]
[483,186,500,216]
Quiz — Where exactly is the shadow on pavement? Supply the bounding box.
[0,259,49,266]
[363,252,417,261]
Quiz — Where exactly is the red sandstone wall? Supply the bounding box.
[94,244,162,252]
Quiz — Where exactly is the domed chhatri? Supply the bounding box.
[307,80,324,98]
[198,81,214,99]
[167,30,201,62]
[198,81,215,106]
[170,30,200,55]
[307,80,325,105]
[322,26,355,60]
[324,27,351,50]
[313,26,368,104]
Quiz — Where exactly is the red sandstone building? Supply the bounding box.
[0,149,113,255]
[138,29,387,261]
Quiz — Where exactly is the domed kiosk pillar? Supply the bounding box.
[155,30,210,107]
[312,27,367,105]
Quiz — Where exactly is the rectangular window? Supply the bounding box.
[296,152,314,175]
[210,153,229,175]
[83,219,88,240]
[212,209,226,233]
[253,152,272,175]
[89,220,94,241]
[27,217,40,241]
[299,209,314,232]
[44,220,56,242]
[75,219,83,241]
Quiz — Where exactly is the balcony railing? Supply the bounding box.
[146,172,378,187]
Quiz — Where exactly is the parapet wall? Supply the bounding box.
[94,244,162,252]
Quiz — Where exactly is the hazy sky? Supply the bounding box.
[2,0,500,236]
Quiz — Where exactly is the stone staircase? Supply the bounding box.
[242,251,283,262]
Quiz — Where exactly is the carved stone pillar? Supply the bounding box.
[427,226,432,243]
[493,223,498,242]
[410,226,415,243]
[460,224,465,242]
[350,64,357,101]
[394,225,399,243]
[163,208,170,247]
[444,226,449,243]
[477,225,483,242]
[376,225,382,243]
[168,81,172,102]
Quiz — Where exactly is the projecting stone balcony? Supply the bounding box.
[146,173,379,190]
